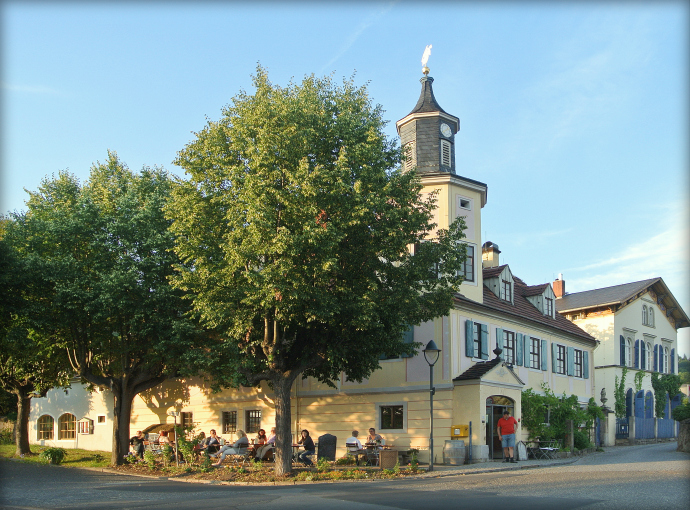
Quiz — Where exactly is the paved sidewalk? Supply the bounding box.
[417,453,585,477]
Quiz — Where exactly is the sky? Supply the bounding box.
[2,1,689,356]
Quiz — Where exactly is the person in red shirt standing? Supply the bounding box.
[497,409,519,463]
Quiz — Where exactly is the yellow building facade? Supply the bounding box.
[30,71,599,463]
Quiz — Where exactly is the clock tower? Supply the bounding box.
[397,65,488,303]
[396,70,460,175]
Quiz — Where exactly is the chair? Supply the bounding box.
[228,446,252,467]
[346,443,365,466]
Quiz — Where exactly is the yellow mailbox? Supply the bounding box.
[451,424,469,438]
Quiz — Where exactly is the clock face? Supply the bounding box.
[440,123,452,137]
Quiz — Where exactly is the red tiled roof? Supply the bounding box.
[483,264,507,279]
[522,283,549,297]
[455,267,597,344]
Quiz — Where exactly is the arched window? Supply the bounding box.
[646,342,652,371]
[642,305,648,325]
[58,413,76,440]
[648,308,654,327]
[37,415,54,440]
[626,338,632,367]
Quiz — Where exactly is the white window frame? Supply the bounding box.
[530,337,541,369]
[376,401,407,433]
[459,243,476,283]
[648,308,654,327]
[646,342,652,370]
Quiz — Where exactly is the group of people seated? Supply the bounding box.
[346,428,385,465]
[209,427,276,467]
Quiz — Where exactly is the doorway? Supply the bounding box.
[485,395,515,460]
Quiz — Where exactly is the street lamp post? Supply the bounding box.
[168,411,180,466]
[423,340,441,472]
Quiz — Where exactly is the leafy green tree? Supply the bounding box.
[0,229,70,456]
[18,153,204,465]
[167,67,467,475]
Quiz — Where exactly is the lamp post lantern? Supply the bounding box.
[168,411,180,466]
[423,339,441,472]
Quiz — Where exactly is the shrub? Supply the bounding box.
[316,457,330,473]
[143,450,157,470]
[39,447,67,465]
[0,428,13,445]
[573,429,591,450]
[671,398,690,422]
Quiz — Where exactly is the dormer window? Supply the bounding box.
[544,297,554,317]
[500,278,512,302]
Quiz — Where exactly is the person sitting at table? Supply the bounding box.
[129,430,146,459]
[211,430,249,467]
[366,428,385,445]
[249,428,267,458]
[345,430,366,465]
[256,427,276,460]
[158,430,172,446]
[200,429,221,455]
[296,429,315,467]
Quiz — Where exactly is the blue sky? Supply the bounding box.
[2,1,688,355]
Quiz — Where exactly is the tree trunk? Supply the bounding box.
[273,375,296,476]
[14,386,32,457]
[111,384,134,465]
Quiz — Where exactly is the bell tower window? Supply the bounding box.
[441,140,451,167]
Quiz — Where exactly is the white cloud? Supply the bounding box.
[564,201,690,356]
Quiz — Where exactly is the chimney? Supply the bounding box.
[553,273,565,298]
[482,241,501,268]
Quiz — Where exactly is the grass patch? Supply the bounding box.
[0,445,110,468]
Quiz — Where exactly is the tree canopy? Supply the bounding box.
[16,152,204,464]
[167,66,467,475]
[0,225,70,456]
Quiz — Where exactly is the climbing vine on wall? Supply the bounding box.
[614,366,628,419]
[651,373,682,419]
[634,371,644,393]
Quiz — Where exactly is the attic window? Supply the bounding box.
[441,140,451,167]
[500,279,512,302]
[544,297,554,317]
[458,197,471,210]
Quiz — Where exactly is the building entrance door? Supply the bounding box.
[486,396,514,460]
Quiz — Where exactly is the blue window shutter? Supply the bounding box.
[524,335,530,367]
[551,342,557,373]
[634,339,639,369]
[401,325,414,358]
[496,328,504,352]
[567,346,574,376]
[654,344,658,372]
[541,339,548,371]
[516,333,523,366]
[583,351,589,379]
[480,324,489,360]
[620,335,626,366]
[465,320,474,357]
[671,348,675,373]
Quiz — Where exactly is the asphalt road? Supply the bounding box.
[1,442,688,510]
